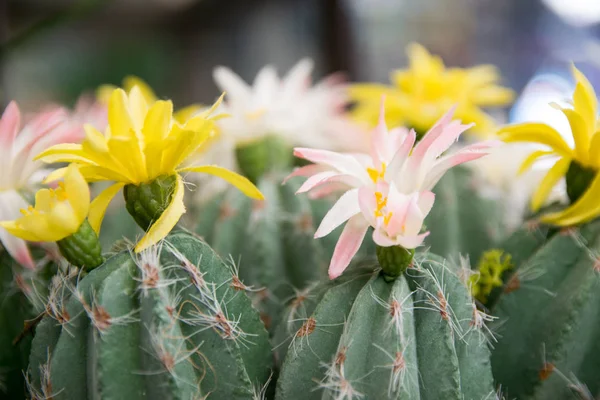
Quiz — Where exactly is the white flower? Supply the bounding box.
[213,58,367,151]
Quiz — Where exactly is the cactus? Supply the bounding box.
[490,219,600,399]
[425,166,505,263]
[26,231,272,399]
[274,254,495,400]
[195,174,376,332]
[0,249,55,399]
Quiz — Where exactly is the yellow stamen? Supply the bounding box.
[367,162,387,183]
[384,212,393,225]
[374,191,388,217]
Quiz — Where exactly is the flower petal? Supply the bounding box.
[499,123,573,157]
[0,221,41,242]
[63,164,90,222]
[135,174,185,252]
[328,215,369,279]
[531,157,571,212]
[88,182,126,234]
[572,64,598,133]
[518,150,554,175]
[0,229,34,268]
[315,188,360,238]
[541,172,600,226]
[179,165,263,199]
[0,101,20,147]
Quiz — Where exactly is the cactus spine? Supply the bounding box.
[275,254,495,400]
[27,231,272,399]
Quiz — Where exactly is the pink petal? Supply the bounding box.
[372,229,397,247]
[0,102,21,147]
[385,186,412,238]
[296,170,343,194]
[358,186,378,227]
[403,196,426,236]
[0,229,34,269]
[417,191,436,216]
[423,141,496,190]
[411,106,457,162]
[395,232,430,249]
[370,97,388,165]
[385,129,416,180]
[328,215,369,279]
[307,181,353,199]
[293,148,368,182]
[283,164,325,184]
[315,188,360,238]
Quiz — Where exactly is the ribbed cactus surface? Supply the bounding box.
[426,166,505,263]
[195,175,345,330]
[275,255,495,400]
[27,231,272,399]
[491,220,600,399]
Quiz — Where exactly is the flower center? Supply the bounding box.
[373,191,393,226]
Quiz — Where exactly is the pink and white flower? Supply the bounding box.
[288,102,497,279]
[0,101,86,268]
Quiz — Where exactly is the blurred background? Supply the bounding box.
[1,0,600,130]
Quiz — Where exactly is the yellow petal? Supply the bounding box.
[127,86,149,131]
[174,104,202,124]
[0,221,41,241]
[197,93,225,119]
[518,150,554,175]
[88,182,126,234]
[571,64,598,132]
[590,132,600,169]
[348,84,399,101]
[499,123,573,157]
[19,213,67,242]
[43,167,69,183]
[35,143,87,163]
[531,157,571,212]
[83,124,109,153]
[178,165,264,199]
[134,174,185,252]
[34,189,55,212]
[108,88,135,138]
[542,172,600,226]
[63,164,90,222]
[557,107,589,163]
[123,76,158,104]
[143,100,173,143]
[96,84,118,104]
[47,202,81,238]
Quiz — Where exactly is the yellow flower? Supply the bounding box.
[97,76,202,124]
[349,43,515,136]
[499,66,600,226]
[0,164,90,242]
[36,86,263,252]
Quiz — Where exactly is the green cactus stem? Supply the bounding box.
[56,219,103,270]
[376,245,414,281]
[565,160,597,204]
[28,231,272,399]
[491,219,600,399]
[275,254,495,399]
[123,174,177,231]
[235,135,293,183]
